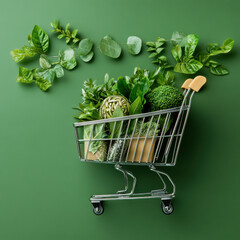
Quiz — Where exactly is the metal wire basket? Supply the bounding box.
[74,76,206,215]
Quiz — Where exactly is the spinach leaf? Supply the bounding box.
[184,34,199,60]
[99,35,121,58]
[127,36,142,55]
[32,25,49,53]
[58,49,77,70]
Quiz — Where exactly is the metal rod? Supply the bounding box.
[85,125,94,159]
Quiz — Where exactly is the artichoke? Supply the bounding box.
[99,95,130,119]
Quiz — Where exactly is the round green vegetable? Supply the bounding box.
[99,95,130,119]
[146,85,183,111]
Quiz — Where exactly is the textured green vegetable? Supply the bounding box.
[108,139,129,161]
[146,85,183,111]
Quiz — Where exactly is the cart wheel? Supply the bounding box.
[92,202,104,215]
[161,200,174,215]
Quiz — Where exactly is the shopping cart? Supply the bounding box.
[74,76,206,215]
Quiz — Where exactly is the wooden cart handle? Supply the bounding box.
[181,79,193,90]
[189,76,207,92]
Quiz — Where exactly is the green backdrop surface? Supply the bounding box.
[0,0,240,239]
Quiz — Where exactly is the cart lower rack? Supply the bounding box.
[74,76,206,215]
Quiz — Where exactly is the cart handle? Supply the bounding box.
[181,78,193,90]
[189,75,207,92]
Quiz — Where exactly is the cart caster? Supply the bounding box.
[92,201,104,215]
[161,199,174,215]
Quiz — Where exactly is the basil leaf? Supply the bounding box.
[54,64,64,78]
[35,79,52,91]
[117,77,131,98]
[174,59,203,74]
[127,36,142,55]
[208,38,234,56]
[39,55,51,69]
[210,65,229,75]
[171,45,182,61]
[165,71,175,85]
[171,31,188,47]
[99,35,121,58]
[17,66,34,83]
[59,49,77,70]
[32,25,49,53]
[78,38,93,56]
[198,52,210,64]
[79,51,94,62]
[184,34,199,60]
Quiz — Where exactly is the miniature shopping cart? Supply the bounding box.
[74,76,206,215]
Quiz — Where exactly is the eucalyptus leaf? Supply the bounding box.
[39,55,51,69]
[59,49,77,70]
[99,35,121,58]
[79,51,94,62]
[32,25,49,53]
[78,38,93,56]
[184,34,199,60]
[127,36,142,55]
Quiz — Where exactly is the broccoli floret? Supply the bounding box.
[146,85,183,111]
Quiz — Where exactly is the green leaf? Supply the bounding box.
[99,35,121,58]
[17,66,34,83]
[147,47,155,52]
[117,77,131,98]
[129,96,142,115]
[149,52,157,58]
[171,31,188,47]
[28,34,35,48]
[65,37,70,44]
[156,47,164,54]
[171,45,182,61]
[32,25,49,53]
[58,49,77,70]
[184,34,199,60]
[51,19,58,28]
[208,38,234,56]
[10,46,36,62]
[209,65,229,75]
[126,36,142,55]
[198,52,210,64]
[165,71,175,85]
[174,59,203,74]
[57,34,65,39]
[79,51,94,62]
[73,38,80,43]
[78,38,93,56]
[54,64,64,78]
[39,55,51,69]
[110,106,124,138]
[35,79,52,91]
[34,68,56,83]
[65,23,70,32]
[72,29,78,38]
[146,42,155,47]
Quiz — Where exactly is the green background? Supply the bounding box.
[0,0,239,239]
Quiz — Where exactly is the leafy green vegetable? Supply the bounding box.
[110,106,124,138]
[171,31,187,47]
[79,51,94,62]
[54,64,64,78]
[51,20,81,44]
[39,55,51,69]
[134,120,160,136]
[10,46,37,62]
[172,34,203,74]
[32,25,49,53]
[99,35,121,58]
[58,49,77,70]
[78,38,93,56]
[17,67,34,84]
[35,79,52,91]
[127,36,142,55]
